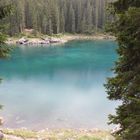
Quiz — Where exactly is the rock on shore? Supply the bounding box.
[6,34,115,46]
[15,37,65,45]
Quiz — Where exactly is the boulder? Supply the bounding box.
[16,37,28,45]
[50,38,61,43]
[39,40,50,44]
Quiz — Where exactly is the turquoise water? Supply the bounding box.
[0,40,118,130]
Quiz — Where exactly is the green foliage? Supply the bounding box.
[0,1,12,113]
[0,29,11,58]
[0,105,3,109]
[112,0,140,13]
[0,2,12,58]
[0,4,12,19]
[78,136,101,140]
[0,43,11,58]
[2,129,114,140]
[105,0,140,140]
[2,0,110,35]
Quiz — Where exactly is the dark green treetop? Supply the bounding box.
[105,0,140,140]
[0,3,12,58]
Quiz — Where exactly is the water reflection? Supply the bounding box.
[0,40,118,130]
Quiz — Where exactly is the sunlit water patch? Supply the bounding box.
[0,40,118,130]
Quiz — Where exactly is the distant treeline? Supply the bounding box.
[1,0,112,36]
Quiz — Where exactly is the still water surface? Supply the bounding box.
[0,40,118,130]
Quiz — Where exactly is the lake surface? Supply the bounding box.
[0,40,118,130]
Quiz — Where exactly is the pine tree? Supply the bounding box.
[105,0,140,139]
[0,1,12,117]
[95,0,99,31]
[85,0,93,34]
[71,7,75,33]
[47,19,53,35]
[76,0,82,33]
[1,0,112,35]
[0,3,11,58]
[50,0,60,34]
[59,8,65,33]
[81,12,86,33]
[68,1,75,33]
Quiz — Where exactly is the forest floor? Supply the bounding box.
[6,33,116,46]
[1,128,115,140]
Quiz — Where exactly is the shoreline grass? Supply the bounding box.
[1,128,115,140]
[6,33,116,45]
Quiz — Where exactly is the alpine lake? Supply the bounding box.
[0,40,119,130]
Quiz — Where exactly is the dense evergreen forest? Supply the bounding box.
[0,0,112,36]
[106,0,140,139]
[0,0,140,139]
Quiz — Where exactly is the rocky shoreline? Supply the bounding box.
[0,128,115,140]
[6,34,116,46]
[0,117,116,140]
[6,37,67,46]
